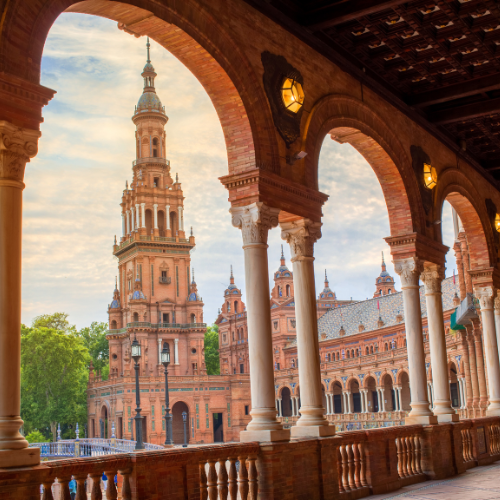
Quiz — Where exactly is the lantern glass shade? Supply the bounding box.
[495,214,500,233]
[131,342,141,359]
[281,77,304,113]
[161,347,170,365]
[182,411,187,421]
[423,163,437,189]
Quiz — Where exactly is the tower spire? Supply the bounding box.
[381,251,386,271]
[280,244,286,266]
[325,269,329,287]
[146,36,151,63]
[192,268,195,284]
[230,265,234,284]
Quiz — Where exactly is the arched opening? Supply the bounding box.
[365,376,377,412]
[226,302,231,313]
[145,209,153,235]
[170,211,178,235]
[449,362,460,408]
[157,210,165,236]
[190,313,196,323]
[152,137,158,157]
[349,380,361,413]
[286,284,290,297]
[110,320,117,329]
[281,387,292,417]
[172,401,190,445]
[381,374,395,411]
[133,312,139,322]
[399,371,411,411]
[332,382,343,413]
[100,405,108,438]
[234,301,238,313]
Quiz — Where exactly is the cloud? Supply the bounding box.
[22,13,459,329]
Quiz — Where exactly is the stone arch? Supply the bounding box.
[396,368,409,385]
[436,169,497,270]
[171,400,190,445]
[280,386,293,417]
[5,0,280,176]
[329,378,343,392]
[381,371,395,386]
[99,400,111,438]
[346,375,361,389]
[302,94,425,235]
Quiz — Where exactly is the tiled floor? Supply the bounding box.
[369,462,500,499]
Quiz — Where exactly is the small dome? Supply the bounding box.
[188,292,201,302]
[137,92,163,112]
[143,62,155,73]
[227,284,238,290]
[110,299,120,309]
[380,271,390,277]
[132,290,145,300]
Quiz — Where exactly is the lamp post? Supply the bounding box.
[131,334,144,450]
[161,344,173,446]
[182,411,188,447]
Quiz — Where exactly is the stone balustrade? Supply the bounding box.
[1,418,499,500]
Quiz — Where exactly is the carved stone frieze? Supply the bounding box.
[280,219,322,261]
[0,121,40,183]
[475,286,495,310]
[420,264,445,294]
[393,257,424,287]
[230,202,280,245]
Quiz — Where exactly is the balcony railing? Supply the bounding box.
[132,157,170,167]
[116,235,190,251]
[159,276,171,284]
[5,417,500,500]
[107,322,207,334]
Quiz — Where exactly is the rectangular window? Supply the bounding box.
[152,420,155,431]
[240,364,244,374]
[197,418,199,429]
[176,266,179,297]
[191,417,195,438]
[245,405,249,415]
[162,270,167,278]
[151,264,154,297]
[127,406,131,416]
[205,403,209,413]
[128,421,132,432]
[206,418,210,429]
[163,313,169,323]
[152,405,155,417]
[163,419,165,431]
[196,404,199,414]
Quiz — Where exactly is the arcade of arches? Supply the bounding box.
[2,0,500,489]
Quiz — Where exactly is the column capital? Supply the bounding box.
[280,218,322,261]
[0,121,40,185]
[420,264,445,294]
[230,202,280,245]
[393,257,424,287]
[494,290,500,312]
[475,286,495,311]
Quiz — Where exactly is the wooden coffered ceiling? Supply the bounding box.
[243,0,500,181]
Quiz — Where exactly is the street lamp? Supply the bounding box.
[182,411,188,448]
[131,334,144,450]
[161,344,173,446]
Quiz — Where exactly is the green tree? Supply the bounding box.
[25,430,48,444]
[75,321,109,374]
[21,327,90,441]
[204,324,220,375]
[31,312,77,334]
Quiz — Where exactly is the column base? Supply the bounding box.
[0,447,40,468]
[240,429,290,443]
[485,407,500,417]
[436,413,460,423]
[291,425,336,438]
[405,415,438,425]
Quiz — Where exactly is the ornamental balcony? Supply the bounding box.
[159,276,171,284]
[107,322,207,334]
[132,157,170,167]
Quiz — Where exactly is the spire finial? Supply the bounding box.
[281,244,284,258]
[176,172,179,183]
[146,36,151,64]
[230,265,234,285]
[192,268,195,283]
[325,269,328,283]
[190,226,193,237]
[115,276,118,289]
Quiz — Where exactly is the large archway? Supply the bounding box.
[172,401,190,445]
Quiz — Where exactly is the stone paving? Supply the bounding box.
[369,462,500,499]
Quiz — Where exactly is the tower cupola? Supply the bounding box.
[373,252,397,297]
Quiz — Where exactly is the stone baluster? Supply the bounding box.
[119,469,132,500]
[414,435,422,473]
[337,447,345,493]
[58,477,72,500]
[340,445,350,491]
[104,470,118,500]
[200,463,208,500]
[394,258,436,424]
[89,473,102,500]
[358,442,367,486]
[281,219,334,438]
[217,458,229,500]
[347,444,356,490]
[474,287,500,416]
[207,460,218,500]
[231,203,289,442]
[227,458,238,500]
[247,457,258,500]
[237,456,249,500]
[421,264,458,422]
[353,443,361,488]
[75,474,87,500]
[406,436,415,475]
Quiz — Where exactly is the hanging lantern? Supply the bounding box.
[281,77,304,113]
[423,163,437,189]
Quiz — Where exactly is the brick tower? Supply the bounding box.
[108,37,206,379]
[373,252,397,298]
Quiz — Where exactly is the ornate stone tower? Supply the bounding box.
[108,38,206,378]
[373,252,397,298]
[271,246,294,302]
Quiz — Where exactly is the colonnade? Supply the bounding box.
[228,203,500,443]
[122,203,184,237]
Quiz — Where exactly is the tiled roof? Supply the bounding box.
[317,276,459,340]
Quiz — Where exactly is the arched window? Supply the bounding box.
[286,284,290,297]
[227,301,231,313]
[291,359,295,368]
[347,350,350,359]
[232,331,235,341]
[337,352,340,360]
[152,137,158,157]
[111,320,117,330]
[379,289,383,295]
[370,346,374,354]
[366,347,369,355]
[234,301,238,313]
[133,312,139,322]
[385,343,389,351]
[388,289,392,294]
[191,313,196,323]
[278,286,282,297]
[328,353,331,362]
[374,345,378,353]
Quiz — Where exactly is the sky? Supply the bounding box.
[22,13,456,329]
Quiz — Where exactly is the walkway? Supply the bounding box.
[370,462,500,499]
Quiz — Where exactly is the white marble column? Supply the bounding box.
[329,394,334,414]
[394,258,436,424]
[325,394,331,415]
[158,338,162,365]
[291,397,296,417]
[140,203,146,228]
[462,378,467,409]
[475,287,500,416]
[459,379,465,409]
[126,211,130,235]
[360,390,365,413]
[178,206,184,231]
[278,398,282,417]
[0,121,40,467]
[166,205,170,230]
[121,213,126,237]
[135,204,140,230]
[281,219,333,437]
[231,202,289,442]
[153,204,158,229]
[346,391,352,414]
[397,388,403,411]
[421,264,458,422]
[130,207,135,232]
[427,383,433,409]
[174,338,179,365]
[494,291,500,362]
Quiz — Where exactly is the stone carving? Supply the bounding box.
[394,257,424,287]
[495,290,500,311]
[420,265,445,294]
[475,286,495,310]
[0,122,40,182]
[281,219,322,261]
[230,202,280,245]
